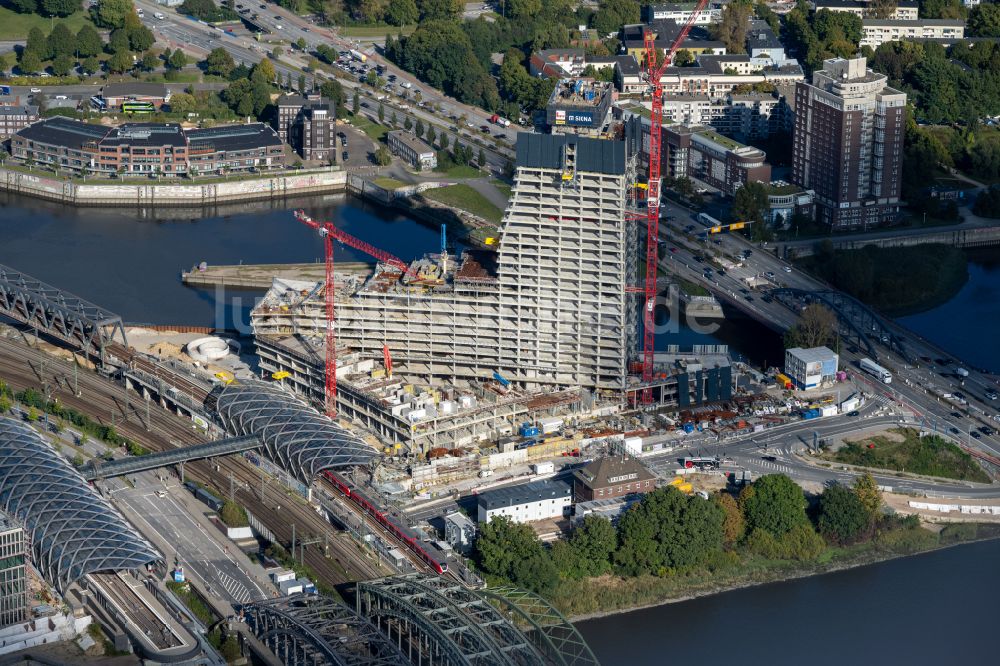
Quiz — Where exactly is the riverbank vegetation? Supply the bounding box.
[820,427,990,483]
[473,472,977,618]
[796,242,968,315]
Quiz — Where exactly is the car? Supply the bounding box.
[302,27,309,32]
[971,431,982,439]
[669,247,678,253]
[987,390,998,400]
[480,125,490,132]
[744,295,754,302]
[29,87,41,93]
[980,426,995,436]
[950,411,963,418]
[54,95,67,100]
[340,135,347,147]
[954,392,966,401]
[920,356,933,363]
[848,410,860,417]
[274,14,281,18]
[342,151,348,161]
[761,295,773,303]
[949,427,961,435]
[717,269,726,276]
[765,271,776,279]
[260,3,266,7]
[783,266,792,272]
[761,455,777,462]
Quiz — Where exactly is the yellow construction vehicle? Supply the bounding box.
[214,371,235,385]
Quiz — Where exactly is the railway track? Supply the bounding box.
[92,572,180,650]
[0,336,387,588]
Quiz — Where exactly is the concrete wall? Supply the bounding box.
[0,167,346,206]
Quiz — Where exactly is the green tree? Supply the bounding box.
[415,118,424,137]
[41,0,80,17]
[8,0,38,13]
[95,0,135,28]
[853,473,883,524]
[714,1,753,54]
[0,52,12,75]
[25,27,50,61]
[81,56,101,75]
[714,492,745,546]
[220,500,249,527]
[76,25,104,58]
[673,49,695,67]
[220,634,241,662]
[739,475,809,538]
[418,0,462,21]
[733,181,770,225]
[168,48,188,71]
[426,125,436,145]
[569,515,617,577]
[404,115,412,130]
[19,51,43,76]
[866,0,899,19]
[784,303,838,350]
[476,516,546,581]
[507,0,542,20]
[295,37,307,51]
[72,452,85,467]
[352,89,360,114]
[204,47,236,77]
[386,0,419,25]
[0,395,10,414]
[968,3,1000,37]
[26,406,38,422]
[107,28,130,55]
[780,523,826,561]
[128,25,155,52]
[298,73,307,93]
[478,147,486,167]
[591,0,640,36]
[818,483,868,544]
[320,80,346,115]
[48,23,76,59]
[271,46,284,60]
[439,132,449,150]
[378,102,385,123]
[169,92,197,114]
[366,69,379,87]
[51,54,74,77]
[374,145,392,165]
[252,57,274,83]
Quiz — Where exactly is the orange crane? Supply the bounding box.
[293,209,423,417]
[641,0,710,404]
[383,344,393,379]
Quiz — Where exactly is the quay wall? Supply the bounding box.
[0,167,347,206]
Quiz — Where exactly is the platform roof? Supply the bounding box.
[0,418,160,593]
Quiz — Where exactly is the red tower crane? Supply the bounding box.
[294,209,427,417]
[641,0,710,404]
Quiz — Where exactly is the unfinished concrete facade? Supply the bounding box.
[253,134,631,396]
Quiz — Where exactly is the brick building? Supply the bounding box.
[792,57,906,229]
[0,104,39,139]
[11,117,285,176]
[572,455,657,503]
[664,124,771,195]
[275,94,337,162]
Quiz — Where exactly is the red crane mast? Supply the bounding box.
[641,0,710,404]
[294,209,424,417]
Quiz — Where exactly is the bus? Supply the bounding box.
[122,101,155,115]
[859,358,892,384]
[697,212,721,228]
[0,85,10,95]
[90,96,106,110]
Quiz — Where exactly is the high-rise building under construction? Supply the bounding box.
[253,133,635,398]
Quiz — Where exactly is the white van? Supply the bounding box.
[154,12,165,19]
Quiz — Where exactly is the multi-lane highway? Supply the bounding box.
[656,196,1000,469]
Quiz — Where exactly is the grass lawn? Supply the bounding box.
[341,24,417,37]
[349,114,387,142]
[0,7,92,40]
[436,164,481,178]
[423,184,503,224]
[374,177,405,189]
[820,427,990,483]
[491,180,512,199]
[676,277,710,296]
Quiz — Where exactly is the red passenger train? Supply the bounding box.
[321,471,449,574]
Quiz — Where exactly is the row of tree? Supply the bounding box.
[475,473,886,595]
[5,0,79,18]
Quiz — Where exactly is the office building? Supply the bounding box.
[664,124,771,195]
[792,57,906,229]
[645,2,722,25]
[476,480,572,524]
[785,346,839,389]
[275,94,337,161]
[443,512,476,551]
[10,117,285,176]
[545,79,615,136]
[0,513,28,628]
[387,130,437,170]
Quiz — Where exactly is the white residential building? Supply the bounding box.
[814,0,919,20]
[861,19,966,48]
[476,480,573,524]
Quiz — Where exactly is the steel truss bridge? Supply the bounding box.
[0,264,128,364]
[769,288,911,363]
[239,576,600,666]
